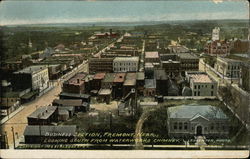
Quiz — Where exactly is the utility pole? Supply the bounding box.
[11,127,16,149]
[109,111,113,147]
[5,131,9,149]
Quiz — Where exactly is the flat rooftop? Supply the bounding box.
[98,88,112,95]
[113,57,139,62]
[114,73,126,83]
[145,79,156,89]
[94,72,106,80]
[14,65,47,74]
[53,99,83,107]
[145,51,159,58]
[177,53,199,59]
[187,72,213,83]
[28,106,57,120]
[124,73,136,86]
[67,72,87,85]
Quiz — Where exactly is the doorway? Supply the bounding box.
[196,125,203,136]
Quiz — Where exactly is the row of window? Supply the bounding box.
[227,65,240,70]
[173,122,188,130]
[194,85,214,89]
[114,62,137,66]
[194,91,213,96]
[114,67,137,72]
[173,122,227,131]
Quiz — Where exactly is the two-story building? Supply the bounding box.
[113,57,139,72]
[186,71,217,96]
[12,65,49,93]
[214,57,242,78]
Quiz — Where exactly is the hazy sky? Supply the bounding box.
[0,0,249,26]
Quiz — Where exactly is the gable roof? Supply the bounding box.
[189,113,209,121]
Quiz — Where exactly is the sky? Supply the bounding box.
[0,0,249,26]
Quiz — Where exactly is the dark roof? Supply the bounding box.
[53,99,83,107]
[23,125,76,136]
[59,92,90,99]
[28,106,57,120]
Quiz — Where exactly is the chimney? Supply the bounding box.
[77,79,80,83]
[110,29,112,35]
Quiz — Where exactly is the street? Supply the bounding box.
[1,62,88,148]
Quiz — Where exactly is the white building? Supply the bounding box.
[14,65,49,93]
[214,57,242,78]
[113,57,139,72]
[212,27,220,41]
[186,71,217,96]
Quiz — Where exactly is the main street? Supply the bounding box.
[1,61,88,148]
[93,35,124,58]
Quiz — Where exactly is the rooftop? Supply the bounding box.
[98,88,112,95]
[53,99,83,106]
[67,72,87,85]
[168,105,228,119]
[177,53,199,60]
[59,92,91,99]
[217,57,242,63]
[124,73,136,86]
[154,69,168,80]
[14,65,47,74]
[145,79,156,89]
[23,125,76,136]
[114,73,126,83]
[136,72,145,80]
[102,73,116,83]
[113,57,139,62]
[93,72,106,80]
[28,106,57,120]
[145,51,159,59]
[187,72,213,83]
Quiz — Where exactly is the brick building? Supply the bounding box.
[62,72,87,94]
[89,58,114,74]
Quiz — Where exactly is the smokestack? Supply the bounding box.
[110,29,112,35]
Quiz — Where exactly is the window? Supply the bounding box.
[211,91,213,96]
[184,122,188,130]
[198,85,200,89]
[174,122,177,130]
[179,122,183,130]
[198,91,200,96]
[194,85,197,89]
[194,91,196,96]
[211,85,214,89]
[211,123,214,130]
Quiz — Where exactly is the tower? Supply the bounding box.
[212,27,220,41]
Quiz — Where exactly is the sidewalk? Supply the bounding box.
[0,106,24,125]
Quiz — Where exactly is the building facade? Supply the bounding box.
[186,71,217,96]
[214,57,242,78]
[113,57,139,72]
[167,105,229,138]
[12,65,49,93]
[89,58,114,74]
